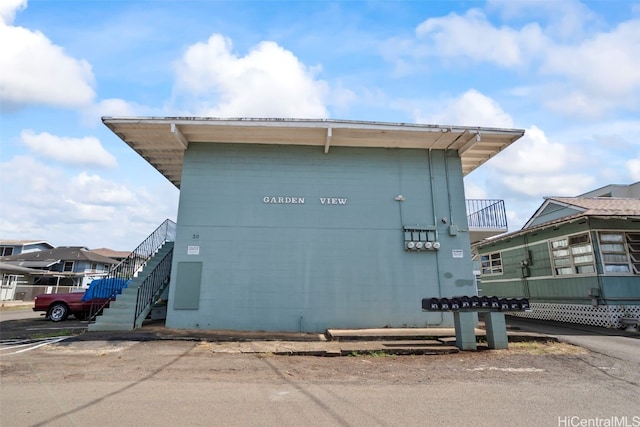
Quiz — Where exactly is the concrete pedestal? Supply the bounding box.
[484,311,508,349]
[451,310,509,350]
[453,311,477,351]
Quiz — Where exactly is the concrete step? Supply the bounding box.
[325,327,483,341]
[88,322,135,332]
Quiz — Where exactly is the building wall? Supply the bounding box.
[477,218,640,327]
[579,182,640,198]
[166,143,475,332]
[527,205,581,228]
[0,242,53,256]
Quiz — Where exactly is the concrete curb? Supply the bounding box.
[62,322,555,356]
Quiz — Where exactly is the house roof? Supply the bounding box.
[523,197,640,229]
[0,247,120,265]
[91,248,131,259]
[0,261,49,275]
[474,196,640,248]
[102,117,525,188]
[0,240,54,248]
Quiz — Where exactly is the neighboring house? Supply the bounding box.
[92,248,131,263]
[0,247,119,301]
[0,240,55,257]
[0,262,45,301]
[474,182,640,328]
[104,117,525,332]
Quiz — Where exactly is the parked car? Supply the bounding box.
[33,278,129,322]
[33,291,106,321]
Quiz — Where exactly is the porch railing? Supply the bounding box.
[466,199,508,230]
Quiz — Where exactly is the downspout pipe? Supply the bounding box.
[428,149,444,326]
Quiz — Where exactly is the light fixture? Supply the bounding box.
[395,195,405,201]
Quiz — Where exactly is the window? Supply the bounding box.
[550,233,595,275]
[0,247,13,256]
[599,232,640,275]
[63,261,74,272]
[480,252,502,275]
[629,233,640,274]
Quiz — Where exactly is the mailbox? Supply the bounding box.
[470,296,480,308]
[422,295,530,312]
[489,296,500,309]
[518,298,530,310]
[480,296,490,308]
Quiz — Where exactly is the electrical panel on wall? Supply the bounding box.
[403,225,440,251]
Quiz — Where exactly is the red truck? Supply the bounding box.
[33,278,129,322]
[32,292,109,322]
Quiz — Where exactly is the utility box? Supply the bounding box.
[151,305,167,320]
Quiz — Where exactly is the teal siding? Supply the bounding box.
[601,277,640,304]
[166,144,475,331]
[478,219,640,305]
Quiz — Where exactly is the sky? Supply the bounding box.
[1,0,639,251]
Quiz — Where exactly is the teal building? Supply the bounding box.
[104,118,524,332]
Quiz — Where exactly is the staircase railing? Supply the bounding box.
[88,219,176,321]
[134,244,173,328]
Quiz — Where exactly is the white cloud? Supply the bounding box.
[499,174,596,198]
[409,7,640,119]
[416,89,514,128]
[0,5,95,110]
[172,34,329,118]
[463,180,488,199]
[628,158,640,181]
[487,0,598,41]
[0,155,178,249]
[484,125,598,198]
[80,98,154,127]
[70,172,137,205]
[21,130,117,168]
[0,0,26,25]
[491,126,567,174]
[541,19,640,117]
[415,9,545,67]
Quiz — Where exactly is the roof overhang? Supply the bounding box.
[102,117,525,189]
[15,260,59,268]
[0,262,46,275]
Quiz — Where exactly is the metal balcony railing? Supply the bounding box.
[466,199,508,230]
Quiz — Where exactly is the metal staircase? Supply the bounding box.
[88,220,175,332]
